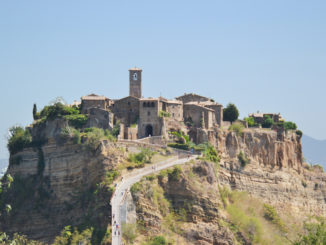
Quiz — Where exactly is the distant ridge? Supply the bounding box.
[302,135,326,168]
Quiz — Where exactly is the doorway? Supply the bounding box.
[145,124,153,137]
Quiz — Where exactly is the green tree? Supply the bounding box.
[244,117,255,127]
[223,103,239,123]
[33,103,38,120]
[262,115,274,128]
[284,121,297,130]
[7,126,32,155]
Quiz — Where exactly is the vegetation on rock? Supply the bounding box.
[7,126,32,155]
[229,121,245,136]
[223,103,239,123]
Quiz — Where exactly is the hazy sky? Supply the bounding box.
[0,1,325,159]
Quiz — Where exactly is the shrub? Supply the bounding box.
[203,144,220,163]
[223,103,239,123]
[262,115,274,128]
[244,117,255,127]
[238,151,250,167]
[302,180,307,188]
[283,121,297,130]
[84,127,106,152]
[151,236,167,245]
[130,182,141,194]
[61,127,81,144]
[122,223,137,244]
[112,121,120,137]
[128,148,156,166]
[263,204,286,232]
[167,143,189,150]
[40,102,79,120]
[168,166,182,181]
[229,122,244,136]
[294,222,326,245]
[296,130,303,137]
[64,114,88,129]
[159,110,170,118]
[7,126,32,155]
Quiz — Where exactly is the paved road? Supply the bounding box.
[111,154,197,245]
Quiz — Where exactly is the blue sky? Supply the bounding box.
[0,1,325,159]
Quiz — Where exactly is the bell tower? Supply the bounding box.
[129,67,142,98]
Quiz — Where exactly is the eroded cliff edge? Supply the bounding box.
[1,126,325,244]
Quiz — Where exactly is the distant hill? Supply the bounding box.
[0,158,8,177]
[302,135,326,168]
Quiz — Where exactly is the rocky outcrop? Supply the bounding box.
[217,129,302,171]
[0,140,126,243]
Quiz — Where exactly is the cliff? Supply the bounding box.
[0,138,127,243]
[1,124,324,244]
[129,129,326,244]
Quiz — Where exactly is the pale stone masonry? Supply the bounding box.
[80,68,224,141]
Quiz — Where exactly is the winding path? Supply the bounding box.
[111,153,197,245]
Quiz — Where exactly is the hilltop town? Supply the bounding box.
[0,68,313,245]
[75,68,287,144]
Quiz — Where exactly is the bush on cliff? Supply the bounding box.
[262,115,274,128]
[203,144,220,163]
[64,114,88,129]
[238,151,250,167]
[229,122,245,136]
[244,117,255,127]
[223,103,239,123]
[283,121,297,131]
[128,148,156,168]
[40,102,80,120]
[151,236,167,245]
[294,221,326,245]
[7,126,32,155]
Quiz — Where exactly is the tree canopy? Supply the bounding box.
[223,103,239,123]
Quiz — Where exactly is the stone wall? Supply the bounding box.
[112,96,140,126]
[81,99,107,114]
[86,108,113,130]
[138,99,163,138]
[183,104,215,129]
[206,104,223,126]
[166,102,183,121]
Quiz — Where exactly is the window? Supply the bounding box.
[172,113,175,117]
[147,111,151,116]
[143,102,147,107]
[128,102,130,105]
[151,102,155,107]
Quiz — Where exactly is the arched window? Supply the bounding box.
[151,102,155,107]
[147,102,150,107]
[143,102,147,107]
[147,111,151,116]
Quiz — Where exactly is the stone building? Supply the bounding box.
[81,94,112,114]
[129,67,142,98]
[80,68,224,141]
[111,96,140,126]
[183,102,215,129]
[248,112,284,125]
[177,93,223,127]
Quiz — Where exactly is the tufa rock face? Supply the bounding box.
[217,129,302,171]
[131,161,236,245]
[1,140,126,243]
